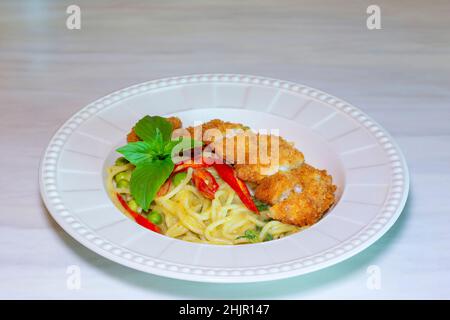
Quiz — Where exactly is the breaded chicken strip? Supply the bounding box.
[254,164,336,227]
[214,133,305,183]
[127,116,182,142]
[185,119,248,145]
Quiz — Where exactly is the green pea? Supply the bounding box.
[172,172,187,186]
[116,179,129,189]
[127,199,138,212]
[115,157,129,166]
[148,211,162,225]
[114,171,130,182]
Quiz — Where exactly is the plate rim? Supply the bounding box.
[39,73,409,283]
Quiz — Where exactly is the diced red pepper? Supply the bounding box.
[213,163,259,213]
[116,193,161,233]
[191,168,219,200]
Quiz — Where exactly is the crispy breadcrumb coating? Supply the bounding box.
[255,164,336,227]
[186,119,248,144]
[214,133,304,183]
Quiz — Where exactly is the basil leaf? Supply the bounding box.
[117,129,173,165]
[130,159,174,210]
[134,115,173,142]
[145,129,166,157]
[162,138,183,156]
[116,141,156,166]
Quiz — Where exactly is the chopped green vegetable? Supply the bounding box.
[253,197,269,212]
[115,157,129,166]
[148,211,162,224]
[237,229,258,242]
[173,172,188,186]
[127,199,138,212]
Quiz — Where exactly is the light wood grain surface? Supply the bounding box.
[1,0,449,299]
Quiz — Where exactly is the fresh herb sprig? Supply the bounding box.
[236,228,274,242]
[236,229,259,242]
[116,115,201,211]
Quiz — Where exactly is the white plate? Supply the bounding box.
[39,74,409,283]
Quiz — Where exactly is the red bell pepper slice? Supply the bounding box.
[173,159,209,173]
[116,193,161,233]
[191,168,219,200]
[213,163,259,213]
[173,156,217,174]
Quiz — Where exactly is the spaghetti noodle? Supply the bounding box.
[106,162,300,245]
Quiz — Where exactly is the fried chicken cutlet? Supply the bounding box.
[183,119,335,227]
[254,164,336,227]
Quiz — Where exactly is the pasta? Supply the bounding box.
[106,163,301,245]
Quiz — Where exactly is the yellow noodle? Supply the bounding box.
[107,164,300,244]
[166,222,189,238]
